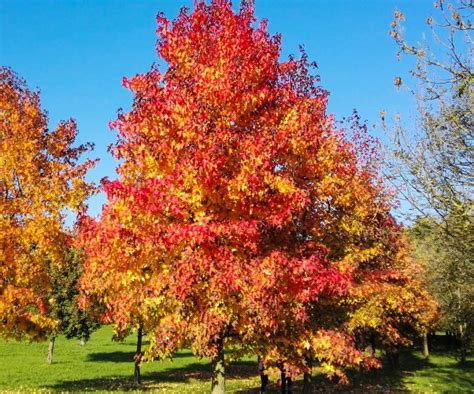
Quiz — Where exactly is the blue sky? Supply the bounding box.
[0,0,432,218]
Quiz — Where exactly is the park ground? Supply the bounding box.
[0,327,472,392]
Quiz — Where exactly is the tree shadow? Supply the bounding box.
[145,360,257,381]
[44,359,257,391]
[239,351,474,393]
[398,357,474,391]
[43,349,474,392]
[347,350,473,391]
[87,351,135,363]
[87,350,196,363]
[347,350,434,389]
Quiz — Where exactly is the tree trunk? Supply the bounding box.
[303,356,312,394]
[460,345,467,363]
[369,335,376,356]
[387,349,399,368]
[80,336,86,346]
[47,337,55,364]
[422,331,429,359]
[459,323,467,364]
[280,366,286,394]
[286,376,293,393]
[446,331,453,351]
[211,337,225,394]
[455,288,467,364]
[134,326,143,385]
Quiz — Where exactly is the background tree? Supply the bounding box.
[347,230,439,363]
[79,1,437,390]
[387,0,473,363]
[46,248,101,364]
[408,216,473,362]
[0,67,95,341]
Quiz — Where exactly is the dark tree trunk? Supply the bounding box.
[422,331,429,359]
[258,356,268,393]
[446,331,453,351]
[47,336,55,364]
[459,324,467,364]
[460,346,467,364]
[303,356,312,394]
[280,365,286,394]
[211,337,225,394]
[369,335,376,355]
[387,349,400,368]
[134,327,143,385]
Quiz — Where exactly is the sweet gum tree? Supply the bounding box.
[79,1,436,391]
[347,230,438,363]
[0,67,95,340]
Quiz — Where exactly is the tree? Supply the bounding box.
[0,67,95,341]
[79,1,436,390]
[347,230,439,363]
[408,216,473,362]
[78,212,152,384]
[388,0,473,363]
[46,248,101,364]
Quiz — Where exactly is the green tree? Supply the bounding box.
[408,216,473,362]
[46,248,100,364]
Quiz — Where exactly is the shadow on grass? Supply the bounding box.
[87,350,195,363]
[44,350,474,392]
[44,360,257,391]
[87,351,135,363]
[399,357,474,391]
[238,351,474,393]
[348,350,473,392]
[349,350,433,389]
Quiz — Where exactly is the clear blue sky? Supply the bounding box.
[0,0,432,218]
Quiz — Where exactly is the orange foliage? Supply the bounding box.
[0,68,95,340]
[78,1,437,383]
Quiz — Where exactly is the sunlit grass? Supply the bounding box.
[0,327,259,392]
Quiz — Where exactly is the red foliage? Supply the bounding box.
[78,1,437,382]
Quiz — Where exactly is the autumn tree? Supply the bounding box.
[79,1,436,390]
[387,0,473,363]
[78,212,152,384]
[347,229,438,363]
[0,67,95,341]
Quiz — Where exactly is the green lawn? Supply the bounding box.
[0,327,472,392]
[0,327,260,393]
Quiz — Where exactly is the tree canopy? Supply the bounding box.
[78,1,437,390]
[0,67,95,340]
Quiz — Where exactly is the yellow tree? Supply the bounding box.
[0,67,95,340]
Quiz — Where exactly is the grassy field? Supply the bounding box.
[0,326,472,392]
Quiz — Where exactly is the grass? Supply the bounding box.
[0,327,259,393]
[0,327,472,392]
[349,351,474,392]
